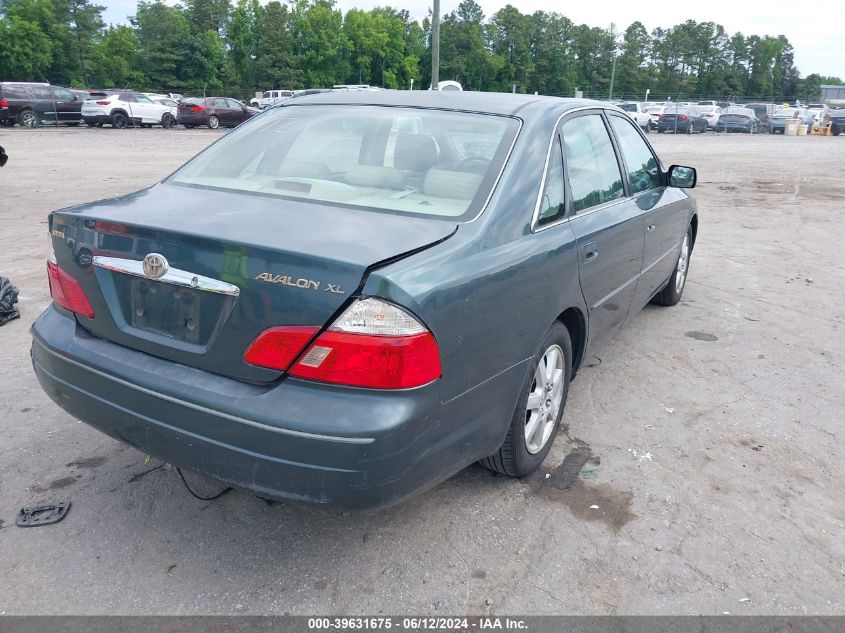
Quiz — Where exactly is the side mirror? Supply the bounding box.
[0,146,7,167]
[668,165,696,189]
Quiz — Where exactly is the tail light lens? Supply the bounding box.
[0,99,7,108]
[243,326,320,371]
[95,100,111,105]
[245,298,441,389]
[47,258,95,318]
[190,106,204,112]
[291,299,441,389]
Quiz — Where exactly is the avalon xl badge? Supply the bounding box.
[142,253,169,279]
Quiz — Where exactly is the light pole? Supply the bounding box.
[645,88,650,103]
[608,54,618,101]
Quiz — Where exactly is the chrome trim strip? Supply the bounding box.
[93,256,240,296]
[37,342,375,445]
[641,242,680,276]
[591,273,641,309]
[590,241,680,310]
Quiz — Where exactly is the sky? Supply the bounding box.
[101,0,843,79]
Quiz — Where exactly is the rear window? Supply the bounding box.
[619,103,637,112]
[1,85,30,99]
[170,105,519,221]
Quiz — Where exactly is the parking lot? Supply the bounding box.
[0,127,843,615]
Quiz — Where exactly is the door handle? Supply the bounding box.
[646,223,656,232]
[582,240,598,263]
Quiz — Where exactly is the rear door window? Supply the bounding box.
[536,137,566,226]
[561,114,625,212]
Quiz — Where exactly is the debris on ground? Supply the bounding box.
[16,501,71,527]
[0,277,20,326]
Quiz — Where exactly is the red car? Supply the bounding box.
[177,97,259,129]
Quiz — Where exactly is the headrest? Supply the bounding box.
[424,169,483,200]
[345,165,403,189]
[394,134,438,172]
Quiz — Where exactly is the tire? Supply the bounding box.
[161,113,176,129]
[18,109,40,128]
[208,115,220,129]
[651,225,693,307]
[480,322,572,477]
[111,111,128,129]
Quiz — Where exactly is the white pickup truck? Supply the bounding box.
[249,90,295,109]
[617,102,652,131]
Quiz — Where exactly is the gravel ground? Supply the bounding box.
[0,126,843,615]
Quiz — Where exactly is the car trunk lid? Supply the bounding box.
[49,183,457,382]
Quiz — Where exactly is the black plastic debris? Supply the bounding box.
[16,501,71,527]
[0,276,20,326]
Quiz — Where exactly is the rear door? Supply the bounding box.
[211,98,231,124]
[132,94,160,123]
[562,111,644,349]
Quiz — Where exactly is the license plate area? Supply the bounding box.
[130,278,201,343]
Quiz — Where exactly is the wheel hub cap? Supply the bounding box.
[675,234,690,293]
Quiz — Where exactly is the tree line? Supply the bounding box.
[0,0,840,102]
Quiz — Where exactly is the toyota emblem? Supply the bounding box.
[142,253,168,279]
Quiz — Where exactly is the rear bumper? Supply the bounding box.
[31,306,525,509]
[176,114,207,126]
[83,114,111,125]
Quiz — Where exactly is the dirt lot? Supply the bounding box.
[0,126,843,615]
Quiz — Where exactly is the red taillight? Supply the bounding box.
[243,326,319,371]
[245,298,442,389]
[47,260,94,318]
[190,105,204,112]
[95,100,110,105]
[0,99,7,108]
[290,331,441,389]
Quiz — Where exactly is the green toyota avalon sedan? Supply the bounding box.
[31,90,698,508]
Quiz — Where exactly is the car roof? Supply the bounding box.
[282,90,605,117]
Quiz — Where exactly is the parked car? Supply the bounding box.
[770,107,811,133]
[828,109,845,136]
[31,93,698,509]
[714,106,761,133]
[695,104,722,129]
[250,89,295,109]
[616,102,651,131]
[177,97,259,129]
[81,92,178,128]
[744,103,777,132]
[657,106,708,133]
[696,100,718,106]
[146,94,180,110]
[806,103,830,125]
[643,104,666,130]
[0,82,96,128]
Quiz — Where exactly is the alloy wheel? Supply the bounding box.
[524,344,565,454]
[208,115,220,129]
[20,111,39,128]
[675,233,690,293]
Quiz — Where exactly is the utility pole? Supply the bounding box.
[431,0,440,89]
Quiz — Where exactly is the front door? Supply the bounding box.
[561,112,644,350]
